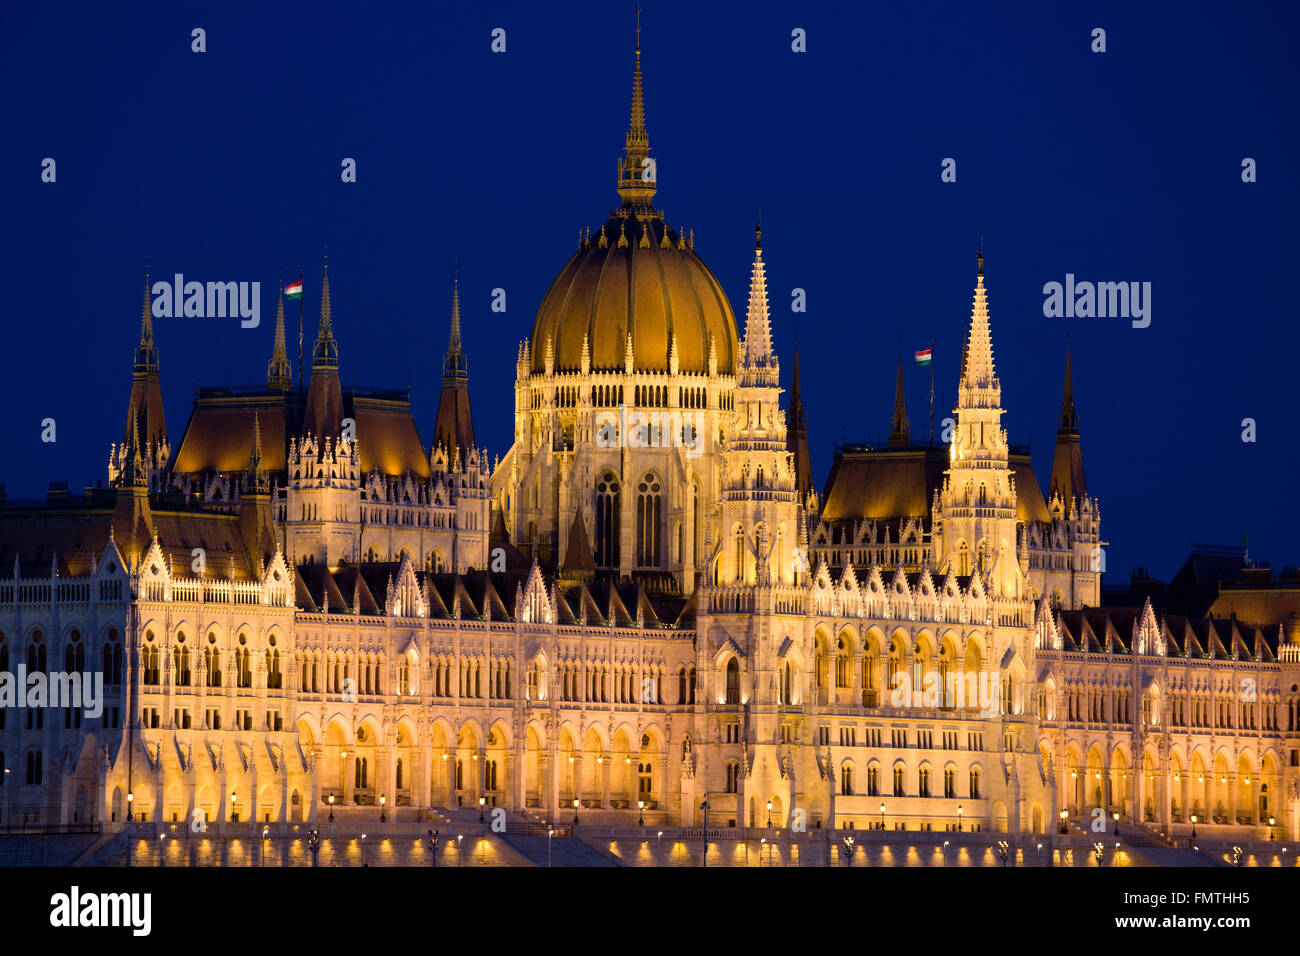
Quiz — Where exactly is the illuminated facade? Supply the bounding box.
[1,39,1296,850]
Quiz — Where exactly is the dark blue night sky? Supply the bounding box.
[2,1,1297,585]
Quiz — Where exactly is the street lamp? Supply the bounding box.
[1270,816,1277,841]
[879,803,886,830]
[307,828,321,867]
[573,798,580,827]
[158,833,166,867]
[230,790,238,823]
[997,840,1008,867]
[262,826,269,867]
[547,828,554,867]
[360,833,367,867]
[127,791,134,822]
[957,804,963,832]
[457,833,464,866]
[1058,808,1068,834]
[380,793,387,823]
[1112,809,1119,836]
[842,834,855,867]
[426,829,440,867]
[766,800,773,828]
[328,793,335,823]
[1190,813,1197,841]
[478,795,485,824]
[1093,841,1104,867]
[638,800,645,827]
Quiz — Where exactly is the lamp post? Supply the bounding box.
[230,790,238,824]
[360,833,367,867]
[957,804,963,832]
[997,840,1008,867]
[457,833,464,866]
[127,790,134,822]
[879,803,885,831]
[547,828,554,868]
[766,800,773,829]
[842,834,855,868]
[478,795,485,824]
[1093,841,1105,867]
[1190,813,1197,842]
[1058,808,1068,834]
[638,800,645,827]
[573,798,580,827]
[1112,809,1119,836]
[380,793,387,823]
[1270,816,1277,841]
[328,793,335,823]
[307,828,321,867]
[262,826,269,867]
[426,829,440,867]
[158,833,166,867]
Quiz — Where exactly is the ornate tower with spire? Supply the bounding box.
[121,273,169,480]
[267,286,292,391]
[303,260,343,440]
[786,338,814,502]
[432,274,476,454]
[615,9,656,212]
[889,353,911,447]
[1049,344,1085,512]
[934,251,1025,599]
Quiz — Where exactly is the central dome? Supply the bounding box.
[531,215,739,375]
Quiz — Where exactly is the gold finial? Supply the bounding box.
[977,235,984,276]
[677,226,686,250]
[598,225,608,249]
[660,224,671,248]
[689,227,694,250]
[755,219,762,249]
[617,221,629,248]
[639,222,650,248]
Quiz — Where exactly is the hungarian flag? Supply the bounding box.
[914,348,932,366]
[284,280,303,300]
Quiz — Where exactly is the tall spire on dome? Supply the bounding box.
[313,256,338,368]
[1049,340,1087,512]
[739,222,778,387]
[1058,341,1078,435]
[304,256,343,438]
[123,268,167,455]
[890,353,911,446]
[135,271,158,373]
[433,271,475,454]
[616,6,657,210]
[267,284,292,391]
[787,337,814,498]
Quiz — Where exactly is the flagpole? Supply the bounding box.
[297,267,304,388]
[929,337,935,444]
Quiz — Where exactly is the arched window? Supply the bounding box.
[688,666,697,704]
[636,473,662,567]
[835,637,850,688]
[594,472,621,569]
[266,638,281,690]
[919,766,931,798]
[969,767,982,799]
[142,633,159,686]
[174,633,190,687]
[725,659,740,705]
[677,667,688,705]
[27,631,47,674]
[725,761,740,793]
[957,540,970,577]
[893,765,905,796]
[841,763,854,796]
[205,634,221,687]
[237,635,251,689]
[867,764,879,797]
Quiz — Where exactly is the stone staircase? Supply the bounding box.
[498,833,619,867]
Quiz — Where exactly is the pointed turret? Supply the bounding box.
[1049,343,1087,514]
[959,248,1000,408]
[239,413,276,568]
[615,9,656,210]
[124,272,167,453]
[889,353,911,446]
[112,403,153,567]
[432,274,476,455]
[303,259,344,439]
[739,223,779,387]
[787,339,814,498]
[267,286,292,391]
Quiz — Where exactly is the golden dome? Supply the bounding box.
[531,216,739,375]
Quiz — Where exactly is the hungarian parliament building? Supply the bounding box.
[1,43,1294,846]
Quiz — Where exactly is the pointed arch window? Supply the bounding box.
[595,473,621,569]
[635,473,662,567]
